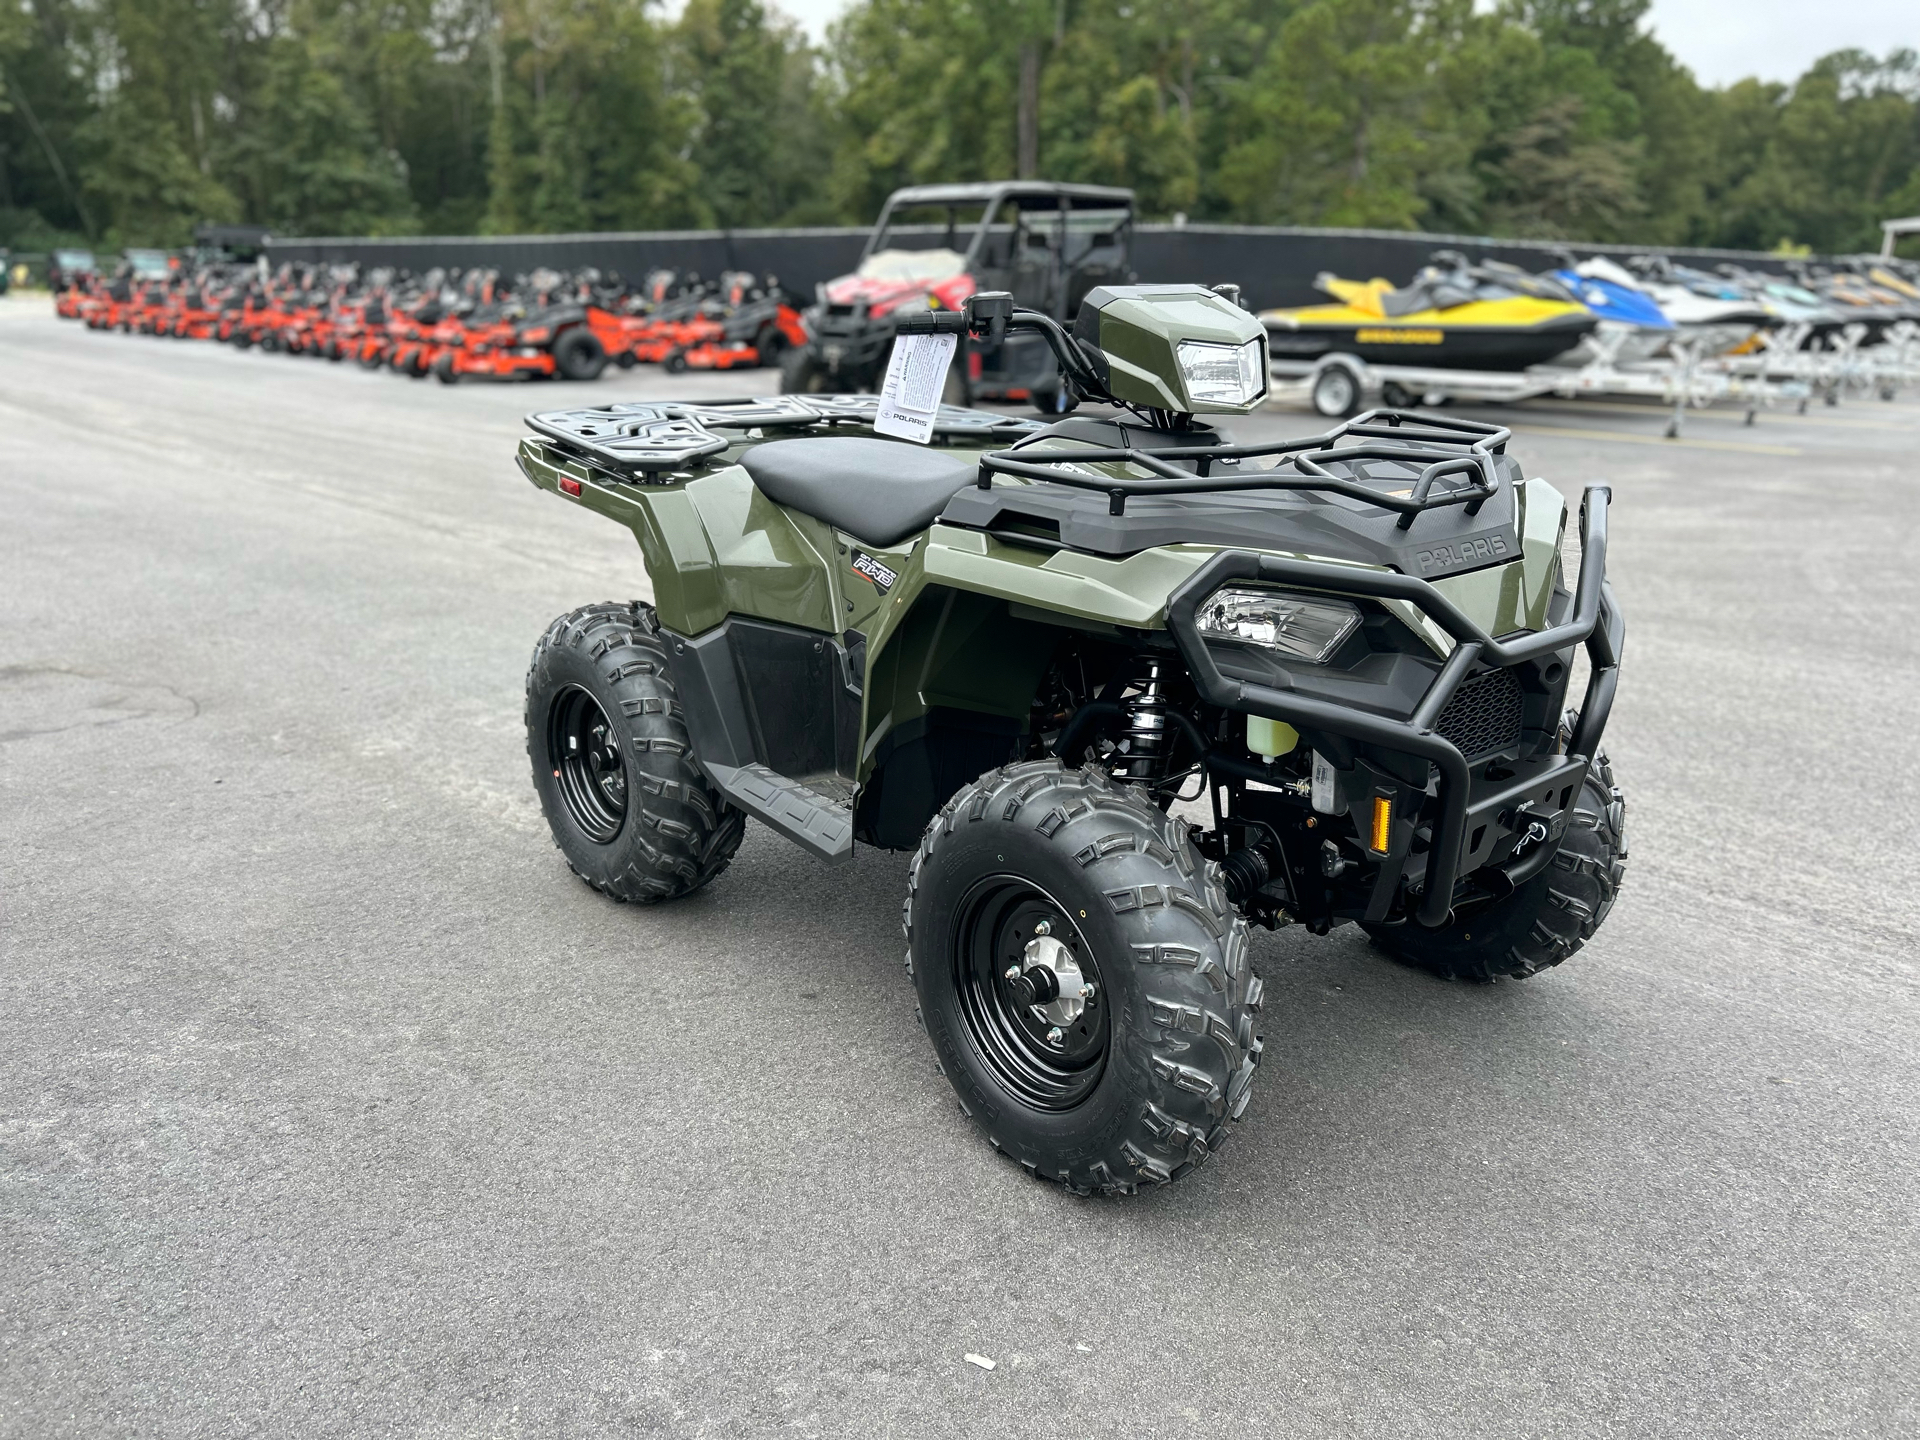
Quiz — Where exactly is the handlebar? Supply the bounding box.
[894,291,1110,402]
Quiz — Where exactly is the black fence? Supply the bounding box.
[266,223,1823,311]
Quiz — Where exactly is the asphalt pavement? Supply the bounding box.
[2,296,1916,1438]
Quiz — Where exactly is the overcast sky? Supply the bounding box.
[763,0,1915,88]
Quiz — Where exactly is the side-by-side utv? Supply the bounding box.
[782,181,1135,414]
[511,285,1627,1194]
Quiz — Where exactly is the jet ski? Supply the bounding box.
[1261,251,1597,371]
[1614,255,1775,355]
[1544,252,1673,365]
[1714,265,1853,348]
[1784,263,1914,344]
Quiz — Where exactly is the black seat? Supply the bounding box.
[739,436,976,548]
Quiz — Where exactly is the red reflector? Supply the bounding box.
[559,477,582,497]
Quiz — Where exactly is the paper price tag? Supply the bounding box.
[874,331,957,444]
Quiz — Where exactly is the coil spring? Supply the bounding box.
[1119,659,1176,783]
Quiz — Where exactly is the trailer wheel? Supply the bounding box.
[553,328,608,381]
[663,348,688,374]
[1311,364,1361,418]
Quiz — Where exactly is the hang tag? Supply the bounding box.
[874,331,957,444]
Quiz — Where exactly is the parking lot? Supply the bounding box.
[2,295,1916,1437]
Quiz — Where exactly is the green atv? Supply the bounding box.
[513,286,1627,1193]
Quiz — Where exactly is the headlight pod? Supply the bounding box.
[1175,337,1266,406]
[1196,587,1361,663]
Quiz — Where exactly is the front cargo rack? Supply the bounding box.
[527,396,1043,477]
[978,408,1510,526]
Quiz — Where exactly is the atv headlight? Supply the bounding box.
[1197,587,1360,663]
[1175,337,1266,406]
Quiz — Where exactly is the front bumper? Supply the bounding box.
[1167,486,1620,927]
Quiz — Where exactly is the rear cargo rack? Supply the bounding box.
[978,408,1508,525]
[527,397,1042,477]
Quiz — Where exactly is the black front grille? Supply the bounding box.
[1434,666,1524,758]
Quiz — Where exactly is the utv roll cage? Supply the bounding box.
[861,181,1137,305]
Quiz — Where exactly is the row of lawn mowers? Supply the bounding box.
[53,255,808,382]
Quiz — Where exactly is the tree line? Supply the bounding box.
[1,0,1916,256]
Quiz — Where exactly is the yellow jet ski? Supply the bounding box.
[1262,253,1598,370]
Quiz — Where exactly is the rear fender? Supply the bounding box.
[515,441,837,636]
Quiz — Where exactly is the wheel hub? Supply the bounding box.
[1007,930,1091,1032]
[954,883,1109,1110]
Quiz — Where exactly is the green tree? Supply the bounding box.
[0,0,99,244]
[224,30,414,235]
[672,0,832,227]
[1217,0,1479,228]
[73,0,242,245]
[484,0,701,233]
[1708,50,1920,253]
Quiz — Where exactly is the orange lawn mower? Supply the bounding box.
[624,274,717,364]
[433,297,627,382]
[666,275,809,373]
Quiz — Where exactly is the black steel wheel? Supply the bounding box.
[952,877,1109,1111]
[527,602,745,903]
[906,760,1264,1194]
[545,685,628,843]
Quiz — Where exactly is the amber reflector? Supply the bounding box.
[1370,796,1392,853]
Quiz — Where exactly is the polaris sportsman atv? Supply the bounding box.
[513,285,1627,1194]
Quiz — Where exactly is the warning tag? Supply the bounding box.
[874,331,957,444]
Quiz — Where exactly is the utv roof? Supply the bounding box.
[881,182,1135,208]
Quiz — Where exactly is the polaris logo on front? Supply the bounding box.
[1415,535,1509,574]
[850,551,897,593]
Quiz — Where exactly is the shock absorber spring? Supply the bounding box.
[1119,658,1175,783]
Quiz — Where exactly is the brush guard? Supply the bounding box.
[1165,486,1620,928]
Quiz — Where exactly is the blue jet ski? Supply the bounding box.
[1547,256,1673,364]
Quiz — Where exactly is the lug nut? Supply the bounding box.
[1046,1026,1065,1045]
[1004,964,1021,981]
[1033,920,1051,936]
[1080,983,1096,1001]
